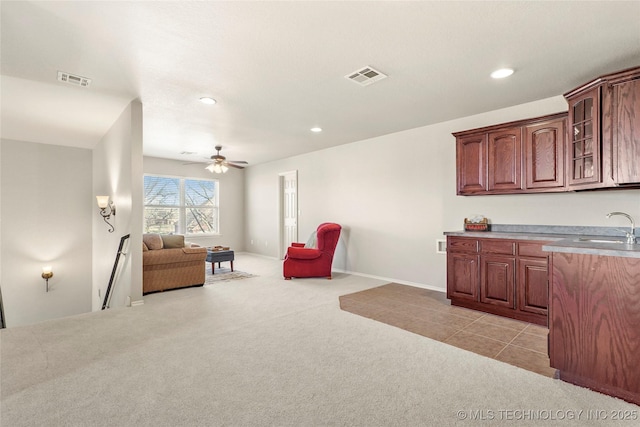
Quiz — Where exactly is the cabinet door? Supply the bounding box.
[525,119,565,189]
[480,255,515,308]
[517,257,549,316]
[488,127,522,191]
[456,134,487,195]
[567,88,601,187]
[447,252,479,301]
[613,77,640,184]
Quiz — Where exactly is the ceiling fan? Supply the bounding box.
[191,145,248,173]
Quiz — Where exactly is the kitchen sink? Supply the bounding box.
[575,237,625,244]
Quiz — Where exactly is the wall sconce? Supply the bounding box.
[42,266,53,292]
[96,196,116,232]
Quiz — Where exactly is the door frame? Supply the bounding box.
[278,170,298,259]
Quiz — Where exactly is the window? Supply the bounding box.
[144,175,219,235]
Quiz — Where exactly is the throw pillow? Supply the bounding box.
[161,234,185,249]
[143,233,163,250]
[143,242,149,252]
[304,232,317,248]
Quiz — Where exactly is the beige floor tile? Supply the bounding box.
[444,330,507,358]
[510,332,548,355]
[476,313,529,332]
[339,283,554,378]
[339,299,389,319]
[462,321,522,343]
[523,323,549,337]
[438,304,486,320]
[495,345,556,378]
[401,317,461,342]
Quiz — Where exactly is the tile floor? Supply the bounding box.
[339,282,557,378]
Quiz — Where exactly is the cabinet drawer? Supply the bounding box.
[479,239,515,255]
[448,237,478,253]
[518,241,551,258]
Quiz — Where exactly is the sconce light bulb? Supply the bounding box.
[96,195,115,232]
[41,266,53,291]
[96,196,109,209]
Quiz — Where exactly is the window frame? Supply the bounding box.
[143,174,220,236]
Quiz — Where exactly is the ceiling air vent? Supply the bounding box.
[57,71,91,87]
[345,66,387,86]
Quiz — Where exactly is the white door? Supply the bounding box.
[279,171,298,259]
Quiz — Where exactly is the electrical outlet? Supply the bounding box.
[265,240,268,247]
[251,239,254,245]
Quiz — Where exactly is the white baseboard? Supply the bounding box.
[332,268,446,294]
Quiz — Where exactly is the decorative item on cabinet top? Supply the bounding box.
[464,215,489,231]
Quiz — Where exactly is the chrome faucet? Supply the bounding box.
[606,212,637,244]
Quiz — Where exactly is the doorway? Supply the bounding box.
[279,170,298,259]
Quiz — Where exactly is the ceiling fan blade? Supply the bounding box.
[226,162,245,169]
[228,160,248,164]
[182,161,209,165]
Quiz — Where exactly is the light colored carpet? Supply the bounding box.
[1,253,638,426]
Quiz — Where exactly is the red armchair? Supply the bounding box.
[283,223,342,279]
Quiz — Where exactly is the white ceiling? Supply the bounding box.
[2,1,639,166]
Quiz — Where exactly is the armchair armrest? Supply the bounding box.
[291,242,305,248]
[286,246,322,260]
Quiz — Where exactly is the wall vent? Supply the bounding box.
[345,66,387,86]
[57,71,91,87]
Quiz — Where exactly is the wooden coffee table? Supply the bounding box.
[206,250,234,274]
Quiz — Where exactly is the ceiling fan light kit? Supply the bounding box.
[201,145,248,174]
[206,163,228,173]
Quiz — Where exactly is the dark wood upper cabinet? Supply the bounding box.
[453,66,640,196]
[564,66,640,190]
[565,86,604,189]
[487,127,522,191]
[602,68,640,185]
[525,118,565,189]
[454,113,566,195]
[456,134,487,195]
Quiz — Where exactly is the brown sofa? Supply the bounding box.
[142,234,207,294]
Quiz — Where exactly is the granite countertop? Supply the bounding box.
[542,237,640,259]
[443,224,640,259]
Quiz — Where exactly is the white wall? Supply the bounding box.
[143,157,245,250]
[245,95,640,291]
[0,139,93,326]
[92,100,143,310]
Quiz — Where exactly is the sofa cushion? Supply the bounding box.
[143,233,163,250]
[161,234,185,249]
[143,247,207,266]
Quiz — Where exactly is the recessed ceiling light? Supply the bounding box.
[200,97,217,105]
[310,127,322,133]
[491,68,514,79]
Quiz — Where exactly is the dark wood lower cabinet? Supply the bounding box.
[480,255,515,308]
[549,252,640,406]
[518,257,549,316]
[447,252,479,301]
[447,236,550,326]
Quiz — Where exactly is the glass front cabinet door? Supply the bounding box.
[567,87,600,187]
